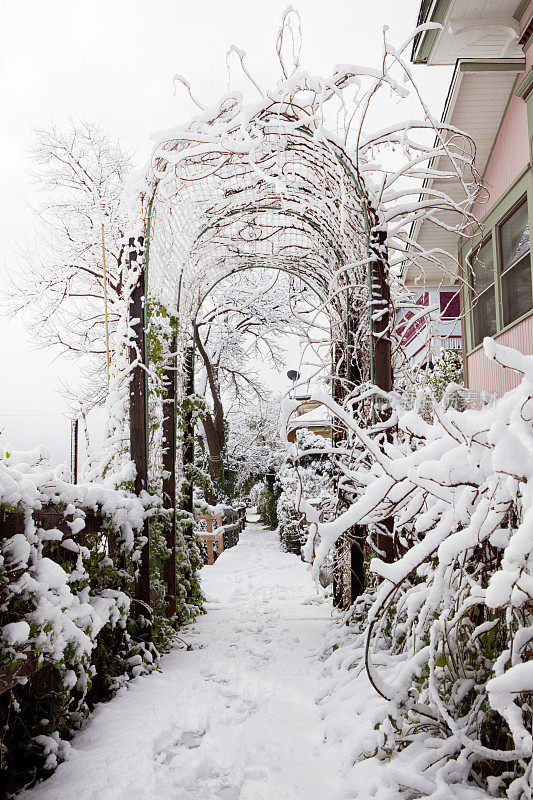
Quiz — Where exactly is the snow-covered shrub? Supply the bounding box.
[299,341,533,799]
[251,480,280,530]
[0,444,156,792]
[277,429,333,555]
[174,510,204,619]
[409,349,468,423]
[424,348,464,401]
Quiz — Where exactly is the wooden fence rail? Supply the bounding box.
[195,505,247,565]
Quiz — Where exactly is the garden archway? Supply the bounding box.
[125,70,399,619]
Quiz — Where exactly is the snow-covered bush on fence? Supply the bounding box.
[89,291,204,646]
[0,444,156,790]
[294,340,533,799]
[145,302,204,642]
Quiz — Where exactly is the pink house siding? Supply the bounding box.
[466,314,533,397]
[528,42,533,71]
[466,63,532,400]
[471,93,529,221]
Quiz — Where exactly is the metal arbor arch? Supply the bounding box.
[126,97,393,620]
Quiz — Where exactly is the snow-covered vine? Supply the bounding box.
[292,339,533,798]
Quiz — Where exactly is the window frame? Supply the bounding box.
[498,197,529,275]
[498,197,532,329]
[466,234,498,350]
[469,234,495,298]
[462,169,533,356]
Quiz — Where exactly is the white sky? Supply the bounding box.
[0,0,452,465]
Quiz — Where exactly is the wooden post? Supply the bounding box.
[332,537,345,609]
[331,339,348,609]
[162,334,177,618]
[128,236,151,626]
[370,227,393,398]
[346,304,366,603]
[349,526,365,603]
[70,418,79,484]
[369,225,395,564]
[181,343,195,514]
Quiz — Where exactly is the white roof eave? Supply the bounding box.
[403,57,524,287]
[413,0,523,66]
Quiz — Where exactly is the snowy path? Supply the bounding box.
[21,517,342,800]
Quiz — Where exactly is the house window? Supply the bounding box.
[499,200,532,328]
[439,291,460,319]
[462,175,533,354]
[470,236,496,347]
[396,292,428,345]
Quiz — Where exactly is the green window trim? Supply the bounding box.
[515,68,533,100]
[461,166,533,355]
[514,0,531,22]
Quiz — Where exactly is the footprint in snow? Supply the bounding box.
[215,787,241,799]
[154,728,206,765]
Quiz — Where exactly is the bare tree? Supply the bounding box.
[3,119,132,409]
[194,269,316,483]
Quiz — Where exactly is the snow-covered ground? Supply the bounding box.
[20,516,343,800]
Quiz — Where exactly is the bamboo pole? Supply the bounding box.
[70,418,79,484]
[101,223,110,385]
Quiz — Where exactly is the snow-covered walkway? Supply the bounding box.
[21,517,342,800]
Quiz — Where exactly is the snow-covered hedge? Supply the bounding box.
[0,445,158,792]
[296,340,533,799]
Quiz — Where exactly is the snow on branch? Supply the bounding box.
[130,14,480,413]
[291,339,533,797]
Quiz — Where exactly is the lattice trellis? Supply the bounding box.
[143,116,372,370]
[135,90,477,394]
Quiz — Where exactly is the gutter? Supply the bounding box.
[411,0,453,64]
